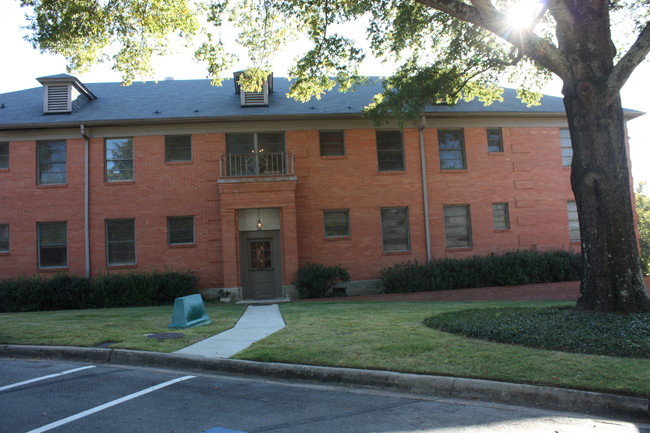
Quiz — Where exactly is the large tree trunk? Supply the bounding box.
[563,86,650,313]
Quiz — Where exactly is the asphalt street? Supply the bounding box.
[1,358,648,433]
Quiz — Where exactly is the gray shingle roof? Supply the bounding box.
[0,76,638,128]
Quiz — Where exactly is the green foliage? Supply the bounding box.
[424,306,650,358]
[294,262,350,299]
[380,250,583,294]
[0,271,197,312]
[636,182,650,274]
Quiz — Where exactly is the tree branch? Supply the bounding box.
[414,0,570,79]
[607,19,650,95]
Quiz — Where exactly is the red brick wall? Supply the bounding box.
[0,124,608,293]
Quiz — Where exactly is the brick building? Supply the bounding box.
[0,74,641,299]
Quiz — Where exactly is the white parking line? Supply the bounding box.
[0,366,96,392]
[25,375,196,433]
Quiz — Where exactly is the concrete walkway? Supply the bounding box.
[174,304,285,358]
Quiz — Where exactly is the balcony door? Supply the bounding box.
[226,132,285,176]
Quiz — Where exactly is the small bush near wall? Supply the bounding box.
[295,263,350,299]
[380,250,583,294]
[0,271,198,312]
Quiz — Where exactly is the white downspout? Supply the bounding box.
[80,124,90,278]
[419,116,432,263]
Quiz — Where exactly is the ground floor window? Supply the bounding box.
[0,224,9,252]
[324,209,350,238]
[38,222,67,268]
[381,207,410,252]
[168,216,195,245]
[106,219,136,265]
[444,205,472,248]
[492,202,510,230]
[567,201,580,242]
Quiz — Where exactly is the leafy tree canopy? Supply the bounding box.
[637,182,650,274]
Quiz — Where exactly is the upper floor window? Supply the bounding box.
[492,202,510,230]
[106,218,136,265]
[324,209,350,238]
[381,207,410,252]
[105,138,134,182]
[567,201,580,242]
[561,128,573,167]
[168,216,195,245]
[0,224,8,252]
[38,222,67,268]
[376,130,404,172]
[37,140,66,185]
[444,204,472,248]
[165,135,192,162]
[487,128,503,152]
[225,132,286,176]
[438,129,466,170]
[0,142,8,169]
[319,131,345,156]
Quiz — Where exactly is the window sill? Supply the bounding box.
[107,264,137,270]
[36,183,67,189]
[0,251,10,256]
[165,160,193,165]
[324,236,351,241]
[439,169,468,174]
[488,151,504,155]
[382,250,411,256]
[38,267,68,273]
[445,247,473,252]
[104,181,135,186]
[0,168,8,172]
[320,155,347,159]
[494,228,511,233]
[169,243,196,249]
[378,170,407,175]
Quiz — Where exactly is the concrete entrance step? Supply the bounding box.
[236,298,291,305]
[174,304,286,358]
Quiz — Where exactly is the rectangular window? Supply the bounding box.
[168,216,195,244]
[567,201,580,242]
[444,205,472,248]
[376,130,404,171]
[165,135,192,162]
[0,142,8,169]
[492,202,510,230]
[561,128,573,167]
[324,209,350,238]
[37,140,66,184]
[319,131,345,156]
[106,219,136,265]
[381,207,410,252]
[438,129,466,170]
[0,224,8,252]
[487,128,503,152]
[105,138,134,181]
[38,222,67,268]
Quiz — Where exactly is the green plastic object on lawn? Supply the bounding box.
[169,294,211,329]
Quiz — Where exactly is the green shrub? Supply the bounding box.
[380,250,582,293]
[0,271,197,312]
[294,263,350,299]
[424,306,650,358]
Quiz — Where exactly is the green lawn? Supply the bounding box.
[1,300,648,398]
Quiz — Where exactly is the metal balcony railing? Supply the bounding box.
[219,153,294,177]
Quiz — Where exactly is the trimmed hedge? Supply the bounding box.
[294,263,350,299]
[0,271,198,312]
[380,250,582,294]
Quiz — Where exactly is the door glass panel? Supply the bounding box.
[250,240,272,270]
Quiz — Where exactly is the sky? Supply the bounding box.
[0,1,648,187]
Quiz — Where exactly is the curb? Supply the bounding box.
[1,344,648,422]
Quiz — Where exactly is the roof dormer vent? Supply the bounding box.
[233,71,273,107]
[36,74,97,114]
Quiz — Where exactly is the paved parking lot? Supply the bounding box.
[1,358,648,433]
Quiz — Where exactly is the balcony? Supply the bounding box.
[219,153,294,178]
